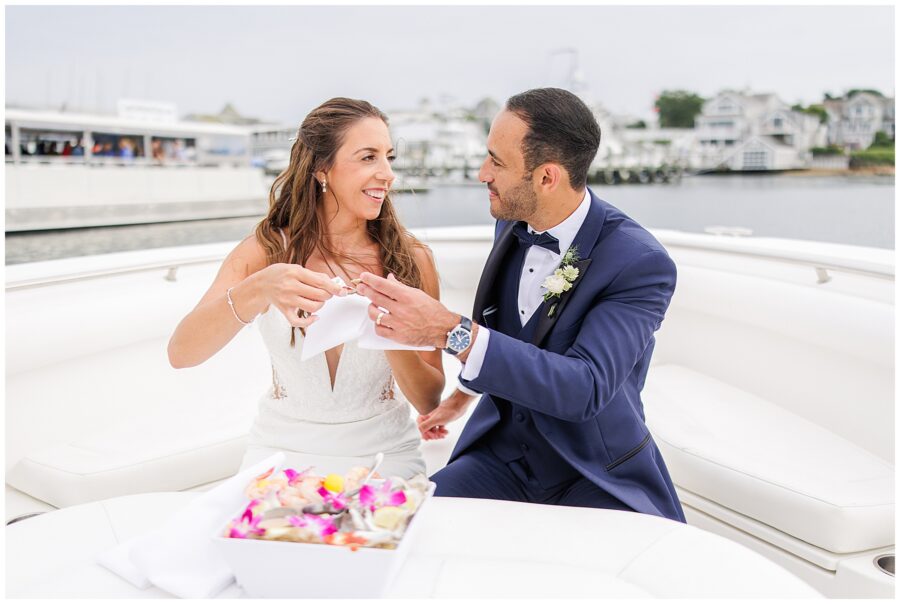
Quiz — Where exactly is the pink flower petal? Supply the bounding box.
[308,514,337,536]
[316,487,348,511]
[287,513,337,537]
[359,485,376,509]
[386,491,407,507]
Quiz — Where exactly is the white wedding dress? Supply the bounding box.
[239,303,426,479]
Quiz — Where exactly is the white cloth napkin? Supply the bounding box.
[97,452,285,598]
[301,278,434,360]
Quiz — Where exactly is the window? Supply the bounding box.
[91,132,145,160]
[150,136,196,164]
[17,128,86,159]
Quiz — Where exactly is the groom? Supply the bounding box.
[357,88,685,522]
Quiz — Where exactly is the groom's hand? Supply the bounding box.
[357,272,457,348]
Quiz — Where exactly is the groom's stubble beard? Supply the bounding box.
[489,175,539,222]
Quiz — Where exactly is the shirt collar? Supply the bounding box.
[528,188,592,257]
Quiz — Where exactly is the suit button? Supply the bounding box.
[520,443,529,452]
[515,412,525,422]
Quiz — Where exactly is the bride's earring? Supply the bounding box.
[321,180,327,193]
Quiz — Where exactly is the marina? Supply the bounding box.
[6,173,894,265]
[7,75,894,235]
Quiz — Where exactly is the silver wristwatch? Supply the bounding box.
[444,316,473,355]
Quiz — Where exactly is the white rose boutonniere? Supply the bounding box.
[541,245,581,317]
[543,273,570,296]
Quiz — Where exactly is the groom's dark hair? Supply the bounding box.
[505,88,601,190]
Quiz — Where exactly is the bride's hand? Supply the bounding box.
[417,389,476,440]
[254,263,344,328]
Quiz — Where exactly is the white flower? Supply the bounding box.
[542,273,569,295]
[543,246,582,312]
[561,265,580,281]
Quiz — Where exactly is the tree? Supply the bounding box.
[626,120,647,129]
[870,131,894,148]
[654,91,704,128]
[847,89,884,98]
[791,103,828,124]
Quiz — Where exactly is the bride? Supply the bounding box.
[167,98,445,478]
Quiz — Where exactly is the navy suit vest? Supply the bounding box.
[484,239,581,489]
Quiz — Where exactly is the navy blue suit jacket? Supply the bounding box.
[456,189,685,522]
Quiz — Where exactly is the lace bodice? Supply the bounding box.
[254,305,408,424]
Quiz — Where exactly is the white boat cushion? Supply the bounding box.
[5,381,472,512]
[6,413,250,509]
[643,364,894,553]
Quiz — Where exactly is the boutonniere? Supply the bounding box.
[541,246,581,317]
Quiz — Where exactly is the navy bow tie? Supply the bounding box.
[511,222,560,254]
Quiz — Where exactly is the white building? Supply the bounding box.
[5,105,267,230]
[692,90,827,171]
[823,92,895,150]
[615,126,695,170]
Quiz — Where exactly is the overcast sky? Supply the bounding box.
[6,5,895,124]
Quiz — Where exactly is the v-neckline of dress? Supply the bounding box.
[322,342,349,394]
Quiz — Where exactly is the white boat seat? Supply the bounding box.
[6,415,468,513]
[643,364,894,554]
[6,412,252,509]
[5,352,472,512]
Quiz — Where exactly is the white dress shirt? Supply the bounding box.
[457,189,592,395]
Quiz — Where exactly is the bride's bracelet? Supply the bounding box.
[226,287,253,326]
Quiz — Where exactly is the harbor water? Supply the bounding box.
[4,173,894,265]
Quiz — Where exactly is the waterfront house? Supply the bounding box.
[823,92,895,150]
[692,90,826,171]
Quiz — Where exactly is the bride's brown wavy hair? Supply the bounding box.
[254,97,425,345]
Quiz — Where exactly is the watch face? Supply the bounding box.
[449,328,471,352]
